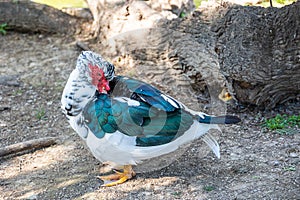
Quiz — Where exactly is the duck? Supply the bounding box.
[61,51,241,186]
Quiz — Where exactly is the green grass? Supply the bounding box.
[194,0,203,8]
[179,11,187,18]
[194,0,296,8]
[263,114,300,134]
[171,191,182,196]
[31,0,296,10]
[13,89,23,96]
[259,0,296,7]
[32,0,87,9]
[0,23,7,35]
[203,185,215,192]
[283,166,296,171]
[35,107,47,120]
[283,166,296,172]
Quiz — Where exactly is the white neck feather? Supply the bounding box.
[61,68,96,117]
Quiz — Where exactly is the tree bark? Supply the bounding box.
[0,1,75,34]
[85,0,195,38]
[85,0,299,110]
[212,1,300,108]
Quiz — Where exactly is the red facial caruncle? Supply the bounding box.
[88,64,110,93]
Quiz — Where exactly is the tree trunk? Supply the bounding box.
[212,2,300,108]
[85,0,195,38]
[87,0,300,110]
[0,1,75,34]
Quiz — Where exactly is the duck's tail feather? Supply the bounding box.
[199,115,241,124]
[201,132,220,158]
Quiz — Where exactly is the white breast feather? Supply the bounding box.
[61,68,96,139]
[85,119,219,167]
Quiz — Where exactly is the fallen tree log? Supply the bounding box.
[0,1,75,34]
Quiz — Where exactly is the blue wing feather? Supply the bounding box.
[82,76,240,147]
[82,92,194,147]
[111,76,179,112]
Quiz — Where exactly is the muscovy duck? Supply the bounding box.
[61,51,241,186]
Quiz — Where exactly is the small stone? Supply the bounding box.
[272,160,280,166]
[0,106,10,111]
[27,194,38,200]
[0,122,7,127]
[144,183,152,190]
[0,75,20,86]
[289,152,298,158]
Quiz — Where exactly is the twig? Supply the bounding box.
[0,137,59,157]
[76,41,91,51]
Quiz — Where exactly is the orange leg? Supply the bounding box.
[98,165,136,187]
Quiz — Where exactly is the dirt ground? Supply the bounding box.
[0,28,299,199]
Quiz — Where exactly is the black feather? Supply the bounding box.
[199,115,241,124]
